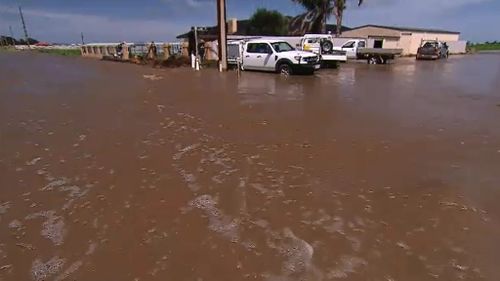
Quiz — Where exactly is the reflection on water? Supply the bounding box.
[392,61,417,78]
[1,52,500,281]
[333,66,357,86]
[441,55,500,94]
[237,72,305,104]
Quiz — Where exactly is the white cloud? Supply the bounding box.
[186,0,215,8]
[161,0,214,9]
[0,5,186,43]
[358,0,493,12]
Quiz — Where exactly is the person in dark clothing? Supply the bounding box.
[116,42,124,58]
[198,41,206,63]
[147,41,157,60]
[151,42,157,57]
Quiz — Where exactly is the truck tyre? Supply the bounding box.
[277,62,293,76]
[368,56,378,65]
[320,40,333,53]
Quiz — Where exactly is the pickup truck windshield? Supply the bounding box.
[271,42,294,52]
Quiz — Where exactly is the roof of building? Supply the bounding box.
[350,24,460,35]
[176,19,350,39]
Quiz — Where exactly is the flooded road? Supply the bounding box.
[1,52,500,281]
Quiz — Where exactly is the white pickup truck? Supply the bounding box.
[333,39,403,64]
[299,34,347,66]
[227,39,320,75]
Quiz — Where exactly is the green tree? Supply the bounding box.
[292,0,364,35]
[247,8,289,36]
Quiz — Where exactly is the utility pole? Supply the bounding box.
[18,6,30,48]
[194,26,200,71]
[81,32,85,45]
[194,26,198,59]
[216,0,227,71]
[9,26,16,46]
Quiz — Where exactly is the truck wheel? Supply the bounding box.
[368,57,378,64]
[320,40,333,53]
[277,63,292,76]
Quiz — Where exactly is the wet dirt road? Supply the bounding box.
[1,52,500,281]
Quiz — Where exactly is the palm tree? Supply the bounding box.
[291,0,330,34]
[292,0,364,36]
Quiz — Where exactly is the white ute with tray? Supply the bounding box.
[333,39,403,64]
[299,34,347,67]
[228,39,321,75]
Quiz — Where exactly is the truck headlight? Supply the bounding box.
[294,56,302,61]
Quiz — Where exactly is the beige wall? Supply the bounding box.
[398,34,413,55]
[342,26,460,55]
[447,41,467,54]
[382,38,400,49]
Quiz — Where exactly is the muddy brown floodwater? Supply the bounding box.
[1,52,500,281]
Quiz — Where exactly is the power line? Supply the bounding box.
[18,6,30,48]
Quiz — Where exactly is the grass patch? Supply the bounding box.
[36,48,81,56]
[0,46,16,52]
[159,55,191,67]
[201,60,219,68]
[469,42,500,52]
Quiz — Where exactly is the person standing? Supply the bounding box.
[198,40,206,63]
[147,41,157,60]
[116,42,124,58]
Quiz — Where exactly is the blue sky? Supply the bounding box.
[0,0,498,43]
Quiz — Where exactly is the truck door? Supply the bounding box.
[341,41,357,58]
[261,43,275,71]
[356,40,366,59]
[244,43,273,70]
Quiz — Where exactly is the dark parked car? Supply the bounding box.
[416,41,449,60]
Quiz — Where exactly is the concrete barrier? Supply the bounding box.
[81,42,186,60]
[81,43,121,59]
